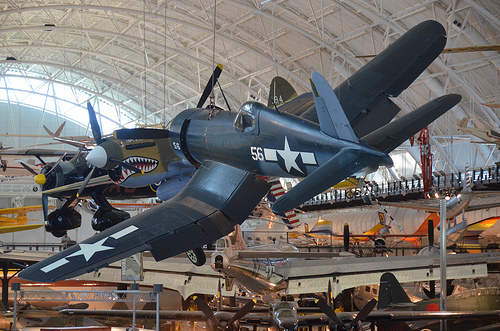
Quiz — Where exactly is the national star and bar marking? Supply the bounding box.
[263,136,317,174]
[41,225,139,273]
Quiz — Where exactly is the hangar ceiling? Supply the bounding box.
[0,0,499,178]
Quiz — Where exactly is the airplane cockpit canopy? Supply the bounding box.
[234,102,257,133]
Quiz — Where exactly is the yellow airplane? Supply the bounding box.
[0,205,48,234]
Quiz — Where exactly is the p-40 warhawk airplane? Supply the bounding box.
[19,20,461,282]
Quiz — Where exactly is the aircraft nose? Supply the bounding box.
[34,174,46,185]
[279,318,298,331]
[86,146,108,168]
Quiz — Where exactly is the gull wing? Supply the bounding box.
[19,161,269,282]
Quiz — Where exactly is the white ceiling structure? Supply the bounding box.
[0,0,499,179]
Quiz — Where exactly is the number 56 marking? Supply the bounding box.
[250,146,264,161]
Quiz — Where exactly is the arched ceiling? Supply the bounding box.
[0,0,499,175]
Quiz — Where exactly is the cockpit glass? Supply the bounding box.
[234,102,256,132]
[278,310,294,317]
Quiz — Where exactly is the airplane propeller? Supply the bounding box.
[113,64,223,141]
[194,296,255,331]
[19,154,67,225]
[80,102,143,194]
[315,297,377,331]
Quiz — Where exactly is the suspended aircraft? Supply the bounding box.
[59,272,500,331]
[0,205,53,234]
[19,20,461,283]
[300,194,500,251]
[18,148,159,237]
[457,117,500,149]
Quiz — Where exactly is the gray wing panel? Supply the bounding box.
[301,20,446,137]
[19,161,269,282]
[362,94,461,154]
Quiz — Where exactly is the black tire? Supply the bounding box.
[185,247,206,266]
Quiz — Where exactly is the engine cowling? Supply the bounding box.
[91,208,130,232]
[210,252,230,272]
[45,208,82,237]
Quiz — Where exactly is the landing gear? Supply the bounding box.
[186,247,206,266]
[44,206,82,237]
[90,192,130,231]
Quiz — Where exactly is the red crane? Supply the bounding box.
[417,127,433,198]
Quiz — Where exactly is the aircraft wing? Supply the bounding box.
[380,201,440,213]
[465,201,500,212]
[300,20,447,138]
[41,175,112,195]
[19,161,270,282]
[0,148,77,157]
[0,224,43,234]
[61,309,208,321]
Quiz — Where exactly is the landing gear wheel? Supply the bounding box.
[1,162,6,172]
[52,230,67,238]
[186,247,206,266]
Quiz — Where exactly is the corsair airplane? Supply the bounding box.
[19,20,460,283]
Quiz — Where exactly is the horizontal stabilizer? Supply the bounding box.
[362,94,462,154]
[310,71,358,142]
[272,147,392,213]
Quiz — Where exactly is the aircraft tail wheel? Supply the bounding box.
[186,247,206,266]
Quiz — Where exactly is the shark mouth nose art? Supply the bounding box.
[113,156,158,184]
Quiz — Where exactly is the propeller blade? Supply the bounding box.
[87,101,103,144]
[352,298,377,325]
[113,128,170,140]
[228,300,255,325]
[45,153,67,176]
[42,193,49,224]
[343,223,350,252]
[327,280,333,309]
[19,161,38,176]
[194,296,221,327]
[197,64,223,108]
[109,158,144,174]
[77,167,96,198]
[315,297,344,328]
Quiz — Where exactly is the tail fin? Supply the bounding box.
[43,125,54,136]
[54,121,66,137]
[43,122,66,137]
[310,71,358,142]
[268,76,298,108]
[227,225,247,252]
[377,272,414,310]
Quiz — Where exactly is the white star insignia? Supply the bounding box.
[277,137,303,173]
[67,238,114,261]
[262,136,317,174]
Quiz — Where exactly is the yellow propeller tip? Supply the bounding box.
[217,63,223,70]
